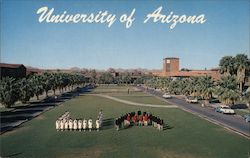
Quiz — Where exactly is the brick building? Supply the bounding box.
[161,57,220,80]
[0,63,44,79]
[0,63,26,79]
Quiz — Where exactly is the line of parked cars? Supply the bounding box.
[158,89,249,123]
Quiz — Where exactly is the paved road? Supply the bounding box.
[137,86,250,138]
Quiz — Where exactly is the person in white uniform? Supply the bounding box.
[88,118,93,132]
[83,119,87,132]
[78,119,82,131]
[96,119,100,131]
[60,119,64,131]
[64,120,69,131]
[56,119,60,131]
[73,119,78,131]
[69,119,73,131]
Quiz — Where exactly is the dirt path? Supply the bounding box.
[85,94,178,108]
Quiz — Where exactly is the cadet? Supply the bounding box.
[78,119,82,131]
[69,119,73,131]
[96,118,100,131]
[64,120,69,130]
[56,119,60,131]
[88,118,93,132]
[83,119,87,132]
[60,119,64,131]
[73,119,78,131]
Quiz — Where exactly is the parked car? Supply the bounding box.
[215,105,235,114]
[162,93,172,99]
[186,96,198,103]
[243,115,250,123]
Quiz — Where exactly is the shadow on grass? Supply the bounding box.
[163,124,174,130]
[2,152,22,158]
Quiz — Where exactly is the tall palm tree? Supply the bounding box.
[219,56,235,76]
[234,54,249,93]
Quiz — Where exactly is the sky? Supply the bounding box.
[1,0,249,70]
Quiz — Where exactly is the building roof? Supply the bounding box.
[164,70,221,80]
[0,63,25,68]
[163,57,179,60]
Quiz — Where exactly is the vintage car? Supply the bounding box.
[162,93,172,99]
[186,96,198,103]
[215,105,235,114]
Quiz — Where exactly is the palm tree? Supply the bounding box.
[234,54,249,93]
[215,75,239,105]
[198,76,214,101]
[0,77,20,108]
[18,78,34,103]
[219,56,235,75]
[168,79,183,95]
[51,73,60,96]
[218,89,240,105]
[30,74,44,100]
[43,72,53,97]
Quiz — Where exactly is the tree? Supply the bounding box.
[43,72,53,97]
[90,69,97,84]
[0,77,20,108]
[215,75,240,105]
[218,89,240,105]
[51,73,60,96]
[18,78,34,103]
[122,72,132,84]
[30,74,44,100]
[234,54,249,93]
[197,76,214,101]
[98,72,114,84]
[168,79,182,95]
[219,56,235,75]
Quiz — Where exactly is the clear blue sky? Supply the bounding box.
[1,0,249,70]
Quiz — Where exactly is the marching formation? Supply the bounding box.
[115,110,164,131]
[55,110,103,132]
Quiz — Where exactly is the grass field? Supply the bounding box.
[0,85,249,158]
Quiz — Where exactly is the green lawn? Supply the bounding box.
[0,86,249,158]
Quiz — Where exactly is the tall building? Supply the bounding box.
[163,57,179,76]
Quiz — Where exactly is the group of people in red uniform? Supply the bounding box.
[115,110,164,131]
